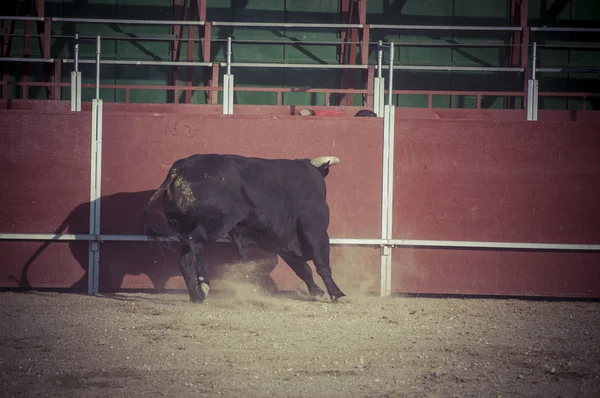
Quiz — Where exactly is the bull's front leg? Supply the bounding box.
[300,228,345,301]
[178,242,210,303]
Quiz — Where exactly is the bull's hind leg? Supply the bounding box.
[298,222,346,301]
[178,242,209,303]
[280,254,325,297]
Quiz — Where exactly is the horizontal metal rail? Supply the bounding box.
[389,239,600,251]
[0,16,44,21]
[212,21,363,29]
[380,65,524,72]
[0,57,56,63]
[536,67,600,73]
[371,24,522,32]
[1,233,599,252]
[62,59,213,67]
[394,89,524,97]
[0,31,522,48]
[530,27,600,33]
[224,62,368,69]
[51,17,205,26]
[233,86,369,93]
[0,233,94,241]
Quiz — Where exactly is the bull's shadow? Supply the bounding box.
[13,190,279,293]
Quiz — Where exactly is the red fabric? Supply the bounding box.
[311,109,348,117]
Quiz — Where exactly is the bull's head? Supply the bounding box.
[310,156,340,177]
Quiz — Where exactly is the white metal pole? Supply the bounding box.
[226,36,232,76]
[223,36,234,115]
[388,42,394,107]
[74,33,79,72]
[71,33,81,112]
[88,35,103,295]
[532,41,537,80]
[527,42,538,121]
[374,41,385,117]
[377,40,383,79]
[95,35,101,100]
[89,101,99,295]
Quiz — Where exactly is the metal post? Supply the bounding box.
[88,35,103,295]
[74,33,79,72]
[379,40,397,297]
[377,41,383,79]
[388,42,394,107]
[374,41,385,117]
[89,99,102,295]
[70,33,81,111]
[380,103,395,297]
[531,41,537,80]
[226,36,232,76]
[223,36,234,115]
[527,41,538,121]
[95,35,101,100]
[379,41,396,297]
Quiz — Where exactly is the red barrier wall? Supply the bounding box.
[392,120,600,297]
[2,107,599,298]
[0,110,91,288]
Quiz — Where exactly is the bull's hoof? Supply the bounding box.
[309,287,326,297]
[200,282,210,299]
[189,297,205,304]
[189,282,210,304]
[332,294,350,304]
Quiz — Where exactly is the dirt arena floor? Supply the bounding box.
[1,284,599,398]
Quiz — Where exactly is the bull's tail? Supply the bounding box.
[143,161,182,237]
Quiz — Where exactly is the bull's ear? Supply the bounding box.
[317,161,332,177]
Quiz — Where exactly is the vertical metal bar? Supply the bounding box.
[228,74,234,114]
[94,100,103,240]
[388,42,394,106]
[76,71,81,111]
[384,104,395,297]
[380,104,391,297]
[95,35,101,100]
[71,72,77,111]
[531,41,537,80]
[226,36,232,75]
[387,105,395,242]
[74,33,79,72]
[88,97,103,295]
[532,79,538,121]
[89,101,99,294]
[381,107,390,242]
[377,40,383,79]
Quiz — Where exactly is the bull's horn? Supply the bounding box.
[310,156,340,167]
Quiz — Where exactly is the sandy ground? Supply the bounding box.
[1,285,599,398]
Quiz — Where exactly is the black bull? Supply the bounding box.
[143,153,347,303]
